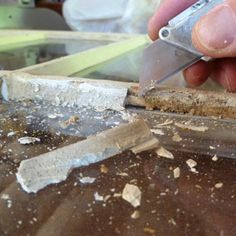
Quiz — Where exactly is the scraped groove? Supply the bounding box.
[128,86,236,119]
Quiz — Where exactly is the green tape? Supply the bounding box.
[21,35,149,76]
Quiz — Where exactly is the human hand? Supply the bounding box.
[148,0,236,91]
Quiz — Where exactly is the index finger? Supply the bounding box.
[148,0,198,40]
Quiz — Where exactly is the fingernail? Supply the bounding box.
[195,4,236,50]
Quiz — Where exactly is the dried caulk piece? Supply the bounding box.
[172,133,182,142]
[215,182,223,189]
[131,137,159,154]
[186,159,198,173]
[16,119,153,193]
[131,210,140,219]
[122,184,142,208]
[175,122,208,132]
[79,177,96,184]
[18,137,40,145]
[156,147,174,160]
[94,192,104,201]
[173,167,180,179]
[212,155,218,162]
[2,73,128,111]
[7,131,17,137]
[151,129,164,136]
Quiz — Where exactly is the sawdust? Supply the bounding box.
[100,164,109,174]
[143,227,156,234]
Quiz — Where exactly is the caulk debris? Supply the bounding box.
[18,137,41,145]
[122,183,142,208]
[16,119,153,193]
[156,147,174,160]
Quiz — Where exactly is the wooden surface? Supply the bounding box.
[0,100,236,236]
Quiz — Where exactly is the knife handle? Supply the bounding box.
[159,0,224,61]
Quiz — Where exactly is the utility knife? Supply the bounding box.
[139,0,224,95]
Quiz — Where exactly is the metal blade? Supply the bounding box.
[139,39,201,95]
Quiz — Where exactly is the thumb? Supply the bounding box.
[192,0,236,58]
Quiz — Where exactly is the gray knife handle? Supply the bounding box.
[159,0,224,60]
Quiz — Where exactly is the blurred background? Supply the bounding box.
[0,0,162,33]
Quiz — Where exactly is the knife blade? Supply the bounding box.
[139,0,224,96]
[139,40,201,95]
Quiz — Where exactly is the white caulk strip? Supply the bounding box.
[16,119,154,193]
[1,73,128,111]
